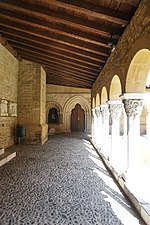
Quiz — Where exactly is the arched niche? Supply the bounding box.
[126,49,150,93]
[109,75,122,100]
[96,93,100,106]
[101,86,108,104]
[63,95,91,132]
[46,101,63,124]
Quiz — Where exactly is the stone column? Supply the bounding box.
[144,93,150,140]
[108,100,123,162]
[121,93,144,170]
[100,104,109,156]
[95,106,102,149]
[91,108,96,143]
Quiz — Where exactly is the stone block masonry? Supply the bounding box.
[0,44,19,148]
[18,60,48,145]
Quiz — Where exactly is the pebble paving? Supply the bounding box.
[0,133,146,225]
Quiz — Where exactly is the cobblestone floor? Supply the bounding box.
[0,133,146,225]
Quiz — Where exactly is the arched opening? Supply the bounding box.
[109,75,123,133]
[71,104,85,132]
[109,75,122,100]
[126,49,150,93]
[101,86,108,103]
[63,95,91,132]
[96,93,100,106]
[124,49,150,201]
[92,97,95,108]
[125,49,150,135]
[48,107,59,124]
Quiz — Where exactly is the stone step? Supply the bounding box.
[0,149,16,167]
[0,148,4,155]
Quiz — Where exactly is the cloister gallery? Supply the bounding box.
[0,0,150,224]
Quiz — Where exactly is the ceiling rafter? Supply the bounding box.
[0,26,107,64]
[46,71,94,84]
[0,8,111,48]
[45,67,96,82]
[0,14,109,56]
[14,49,98,77]
[44,65,98,80]
[4,35,102,70]
[24,0,130,25]
[46,74,92,88]
[0,0,140,88]
[0,0,124,35]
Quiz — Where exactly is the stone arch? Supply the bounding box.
[96,93,100,106]
[126,49,150,92]
[46,101,63,124]
[63,95,91,132]
[92,97,95,108]
[109,75,122,100]
[125,48,150,135]
[101,86,108,104]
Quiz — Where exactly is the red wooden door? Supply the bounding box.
[71,104,85,132]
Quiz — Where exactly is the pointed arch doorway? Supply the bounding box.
[71,104,85,132]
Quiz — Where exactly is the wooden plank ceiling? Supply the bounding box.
[0,0,140,88]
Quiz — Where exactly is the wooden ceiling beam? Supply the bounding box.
[47,0,130,25]
[0,4,111,48]
[46,73,92,88]
[0,0,123,35]
[46,78,91,88]
[13,49,98,77]
[45,68,95,82]
[44,65,97,80]
[0,12,110,56]
[11,44,99,75]
[5,35,102,71]
[116,0,140,6]
[0,15,109,57]
[46,71,94,84]
[0,23,108,62]
[0,34,21,61]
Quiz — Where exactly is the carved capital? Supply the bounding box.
[100,104,109,119]
[123,99,144,118]
[109,103,123,118]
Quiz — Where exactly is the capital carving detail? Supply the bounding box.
[95,106,101,117]
[109,104,123,118]
[123,99,144,118]
[100,105,109,119]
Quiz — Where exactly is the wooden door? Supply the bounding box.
[71,104,85,132]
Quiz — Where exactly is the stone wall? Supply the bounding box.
[46,84,91,132]
[18,60,48,144]
[0,44,19,148]
[92,0,150,100]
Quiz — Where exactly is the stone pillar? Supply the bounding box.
[95,106,102,149]
[18,60,48,145]
[144,93,150,140]
[121,93,144,170]
[91,108,97,143]
[100,104,109,156]
[146,110,150,139]
[108,100,123,162]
